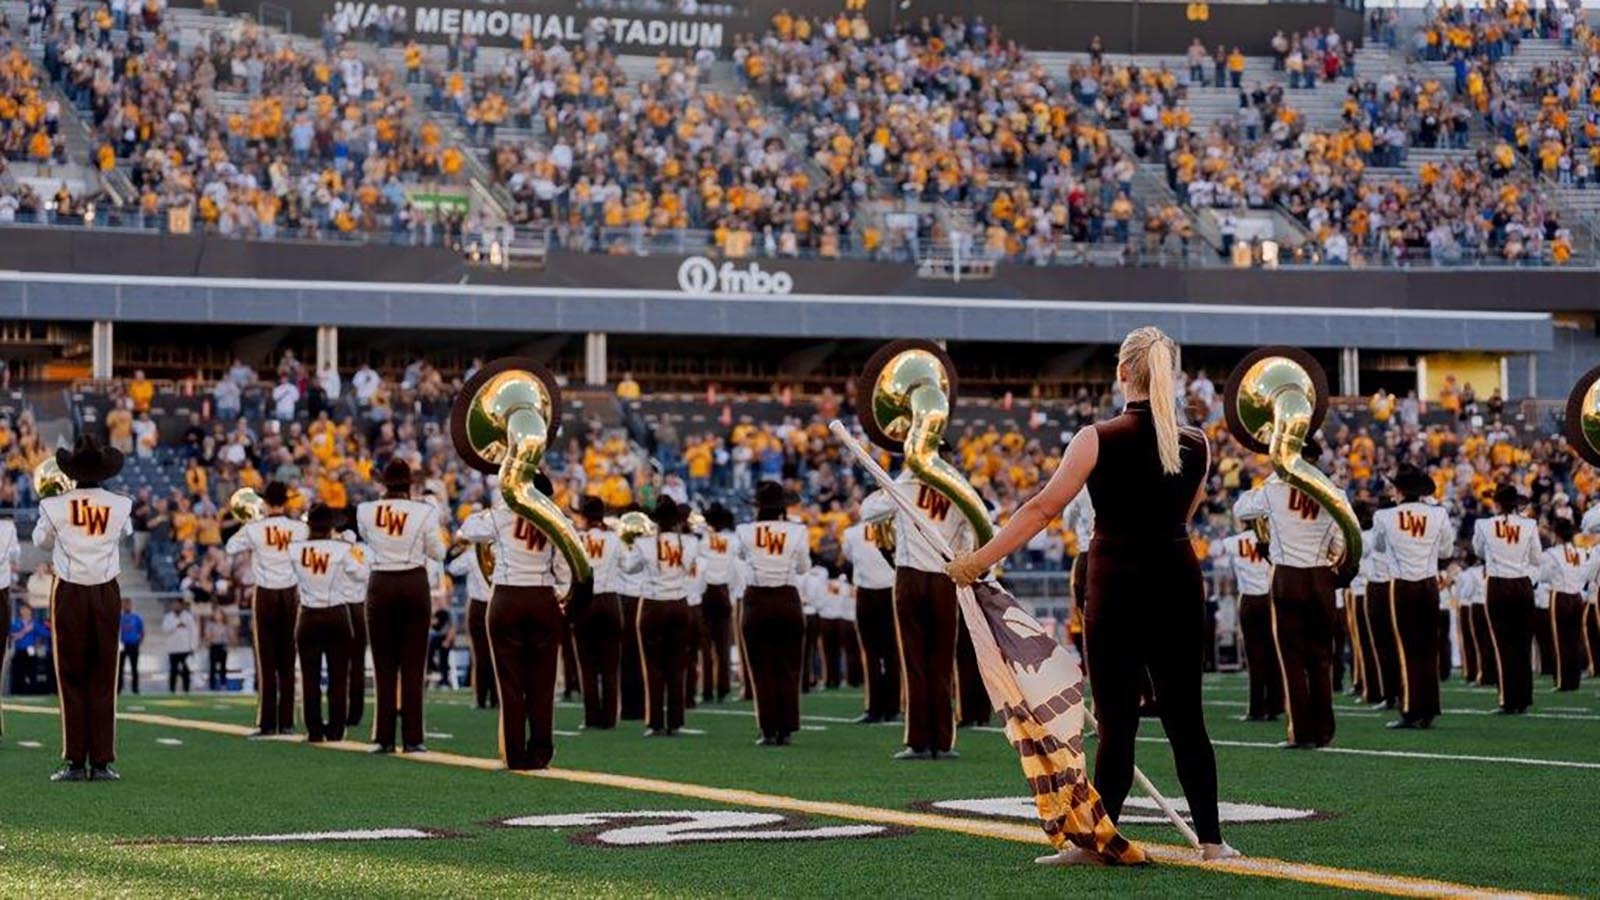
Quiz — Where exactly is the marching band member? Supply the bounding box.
[697,504,737,703]
[1361,501,1399,710]
[624,497,701,737]
[445,512,496,711]
[800,561,826,692]
[1234,449,1344,750]
[1581,507,1600,677]
[288,505,364,743]
[224,481,306,738]
[841,508,899,724]
[1370,465,1452,729]
[0,511,16,742]
[335,527,371,727]
[1472,485,1541,715]
[1214,504,1278,722]
[1533,583,1556,680]
[839,572,863,689]
[459,473,571,769]
[356,458,446,753]
[574,497,624,729]
[617,512,647,722]
[1453,553,1486,684]
[817,568,851,689]
[33,437,133,781]
[859,463,985,761]
[735,482,809,746]
[1538,517,1594,692]
[683,556,704,710]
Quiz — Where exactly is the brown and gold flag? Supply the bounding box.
[959,581,1146,863]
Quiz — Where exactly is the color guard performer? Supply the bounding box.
[1213,507,1278,722]
[1370,464,1452,729]
[1538,517,1594,692]
[224,481,307,737]
[1235,459,1344,749]
[33,437,133,781]
[574,497,624,729]
[446,515,496,710]
[841,507,899,724]
[289,505,363,743]
[735,482,810,746]
[1472,485,1541,715]
[356,459,446,753]
[460,474,572,769]
[1452,554,1485,684]
[696,504,737,703]
[859,465,985,761]
[624,497,701,737]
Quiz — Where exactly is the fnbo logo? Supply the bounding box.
[676,256,794,296]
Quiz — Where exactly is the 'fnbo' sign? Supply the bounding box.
[329,1,727,48]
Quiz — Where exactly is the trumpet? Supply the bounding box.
[228,487,266,523]
[604,511,657,545]
[32,458,75,499]
[858,339,992,544]
[450,358,591,590]
[1564,363,1600,468]
[1223,346,1361,581]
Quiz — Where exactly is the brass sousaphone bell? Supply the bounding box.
[227,486,267,523]
[450,358,591,588]
[858,339,993,544]
[1564,363,1600,468]
[1223,346,1361,581]
[32,458,76,499]
[603,510,657,545]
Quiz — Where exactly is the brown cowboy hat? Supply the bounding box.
[56,434,124,484]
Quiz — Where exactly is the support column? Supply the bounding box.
[584,332,607,387]
[1340,347,1360,396]
[1521,354,1533,399]
[316,325,339,376]
[91,320,113,380]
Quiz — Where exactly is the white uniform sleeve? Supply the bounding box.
[446,551,472,577]
[345,547,370,580]
[1583,505,1600,535]
[621,542,645,575]
[1527,527,1543,569]
[792,531,810,576]
[860,490,894,521]
[1436,512,1454,560]
[1538,550,1559,587]
[1472,522,1487,560]
[554,550,572,599]
[31,507,56,551]
[459,510,495,543]
[224,525,251,555]
[1371,520,1388,553]
[424,510,447,561]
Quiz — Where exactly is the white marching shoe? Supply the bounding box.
[1200,842,1242,862]
[1034,846,1105,866]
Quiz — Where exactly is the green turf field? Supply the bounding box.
[1,672,1595,898]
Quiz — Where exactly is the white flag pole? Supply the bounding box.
[829,419,1203,851]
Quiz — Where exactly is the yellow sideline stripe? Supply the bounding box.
[1,704,1567,900]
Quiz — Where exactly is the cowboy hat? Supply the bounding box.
[56,435,123,485]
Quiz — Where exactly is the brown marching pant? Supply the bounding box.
[820,617,846,688]
[619,596,645,720]
[1533,602,1557,677]
[1437,609,1452,681]
[700,584,733,701]
[1331,600,1348,693]
[1585,601,1600,677]
[467,600,497,709]
[682,604,703,707]
[488,584,564,769]
[955,615,991,726]
[572,592,623,728]
[802,612,821,691]
[855,586,900,720]
[346,602,367,726]
[1362,582,1400,705]
[1350,592,1381,702]
[1469,604,1499,685]
[561,614,582,699]
[252,585,299,733]
[1459,603,1480,683]
[1238,593,1283,719]
[638,598,692,733]
[741,585,804,739]
[365,567,431,747]
[1270,564,1338,747]
[1388,579,1442,722]
[1486,576,1534,712]
[1550,592,1585,692]
[296,605,353,742]
[51,578,121,767]
[894,567,959,754]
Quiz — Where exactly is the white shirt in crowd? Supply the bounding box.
[1233,481,1346,569]
[1213,531,1272,597]
[290,538,369,609]
[841,520,895,590]
[623,532,701,601]
[355,498,446,571]
[1538,543,1597,596]
[580,526,626,595]
[33,487,134,584]
[318,365,341,401]
[734,519,809,588]
[0,518,18,588]
[1453,564,1485,606]
[352,365,381,403]
[271,381,300,419]
[162,607,200,654]
[1471,514,1542,580]
[459,508,571,593]
[1371,502,1453,582]
[224,515,310,590]
[445,545,492,603]
[858,470,984,574]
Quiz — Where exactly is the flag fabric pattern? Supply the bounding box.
[959,580,1146,863]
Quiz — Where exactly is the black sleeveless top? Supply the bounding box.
[1085,401,1208,543]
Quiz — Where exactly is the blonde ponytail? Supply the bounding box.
[1119,326,1183,475]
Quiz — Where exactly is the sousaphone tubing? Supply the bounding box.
[1564,363,1600,467]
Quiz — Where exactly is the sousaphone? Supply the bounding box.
[1564,363,1600,467]
[1223,346,1360,581]
[450,357,590,587]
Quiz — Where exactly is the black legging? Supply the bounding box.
[168,652,192,693]
[208,645,229,690]
[1083,537,1222,845]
